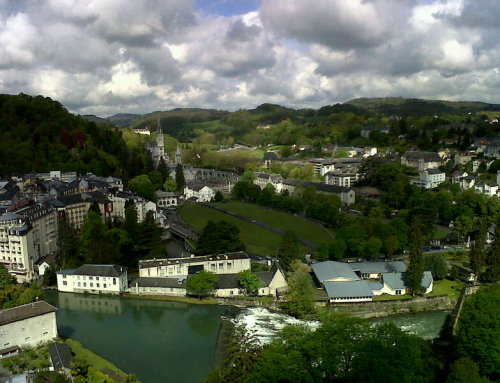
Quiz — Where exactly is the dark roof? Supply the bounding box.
[49,342,72,370]
[70,264,127,277]
[131,277,186,288]
[140,252,250,269]
[216,274,240,289]
[402,151,441,162]
[255,272,273,286]
[263,151,278,161]
[426,168,444,174]
[0,301,57,326]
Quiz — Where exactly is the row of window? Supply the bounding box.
[63,281,111,289]
[63,275,117,284]
[2,332,49,346]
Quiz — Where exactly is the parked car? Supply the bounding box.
[431,245,441,250]
[423,246,431,252]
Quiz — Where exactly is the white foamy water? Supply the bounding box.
[234,307,320,345]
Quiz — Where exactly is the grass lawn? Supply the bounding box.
[428,279,464,298]
[181,204,310,256]
[212,201,332,245]
[65,339,127,382]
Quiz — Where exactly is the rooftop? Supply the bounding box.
[0,301,57,326]
[57,264,127,277]
[139,252,249,269]
[311,261,360,282]
[323,280,374,298]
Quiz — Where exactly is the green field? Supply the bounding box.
[181,204,310,256]
[212,201,332,245]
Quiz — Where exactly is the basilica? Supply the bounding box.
[146,117,182,167]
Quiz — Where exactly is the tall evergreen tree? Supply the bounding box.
[157,157,169,183]
[57,218,80,268]
[483,224,500,282]
[470,222,487,281]
[79,210,107,263]
[175,163,186,191]
[277,230,299,271]
[407,218,424,295]
[195,220,245,256]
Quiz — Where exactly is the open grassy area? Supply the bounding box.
[212,201,332,245]
[428,279,464,298]
[181,204,310,256]
[65,339,127,383]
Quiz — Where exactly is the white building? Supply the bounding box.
[139,252,251,278]
[410,168,446,189]
[253,173,284,192]
[156,191,179,208]
[401,151,441,171]
[0,301,57,354]
[0,203,58,282]
[132,128,151,136]
[325,170,361,188]
[57,264,128,295]
[183,184,215,202]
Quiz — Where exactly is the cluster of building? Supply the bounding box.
[311,260,433,303]
[55,252,288,299]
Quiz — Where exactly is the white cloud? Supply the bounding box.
[1,0,500,116]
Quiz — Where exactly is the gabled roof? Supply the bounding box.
[402,151,441,162]
[323,280,373,298]
[348,261,406,274]
[382,271,433,290]
[263,151,278,161]
[49,342,72,370]
[0,301,57,326]
[311,261,360,282]
[216,274,240,289]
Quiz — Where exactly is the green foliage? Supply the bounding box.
[446,357,488,383]
[281,261,316,318]
[128,174,157,201]
[163,177,177,192]
[0,94,127,176]
[34,371,70,383]
[0,263,16,289]
[214,191,225,202]
[195,220,246,256]
[57,219,80,268]
[242,171,257,184]
[148,170,163,190]
[456,285,500,377]
[365,237,383,258]
[175,163,186,191]
[79,211,107,263]
[483,224,500,283]
[407,218,424,295]
[186,270,218,298]
[277,230,299,271]
[238,270,261,295]
[424,254,448,280]
[42,264,57,286]
[0,282,44,309]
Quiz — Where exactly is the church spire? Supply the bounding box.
[157,116,162,134]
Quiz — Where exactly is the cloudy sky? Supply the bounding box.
[1,0,500,116]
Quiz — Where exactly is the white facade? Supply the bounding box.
[57,264,128,295]
[156,191,178,208]
[183,185,215,202]
[0,302,57,350]
[139,252,251,278]
[410,169,446,189]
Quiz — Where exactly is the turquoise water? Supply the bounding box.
[44,291,226,383]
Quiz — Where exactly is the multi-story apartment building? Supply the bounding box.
[0,202,58,281]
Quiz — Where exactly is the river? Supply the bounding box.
[44,291,226,383]
[45,291,451,382]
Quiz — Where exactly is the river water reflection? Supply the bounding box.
[44,291,226,383]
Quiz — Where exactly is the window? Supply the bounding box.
[25,337,30,341]
[113,278,116,285]
[89,277,93,281]
[96,277,99,281]
[96,283,100,288]
[90,283,93,288]
[230,291,234,295]
[78,282,81,287]
[43,332,48,336]
[227,262,232,270]
[77,276,80,280]
[63,274,67,279]
[4,343,9,347]
[63,281,67,286]
[211,264,216,271]
[219,263,224,270]
[176,266,181,274]
[103,283,107,288]
[83,282,86,287]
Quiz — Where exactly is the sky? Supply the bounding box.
[1,0,500,117]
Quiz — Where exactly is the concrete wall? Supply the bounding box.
[0,312,57,349]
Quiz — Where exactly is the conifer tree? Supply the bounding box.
[470,221,486,281]
[483,224,500,282]
[158,157,169,182]
[175,163,186,191]
[407,217,424,295]
[278,230,299,271]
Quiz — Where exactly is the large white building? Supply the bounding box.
[139,252,251,278]
[0,203,58,282]
[410,168,446,189]
[0,301,57,355]
[183,184,215,202]
[57,264,128,295]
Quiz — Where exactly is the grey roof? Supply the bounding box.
[323,280,374,298]
[0,301,57,326]
[348,261,406,274]
[0,213,21,222]
[311,261,360,282]
[368,282,384,291]
[255,272,273,287]
[49,342,72,370]
[71,264,127,277]
[131,277,186,288]
[216,274,241,289]
[140,252,249,268]
[427,168,444,175]
[56,268,77,275]
[283,179,351,194]
[382,271,433,290]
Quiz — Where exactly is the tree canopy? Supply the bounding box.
[186,270,218,298]
[195,220,246,256]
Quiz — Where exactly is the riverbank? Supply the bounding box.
[123,293,218,305]
[65,339,130,382]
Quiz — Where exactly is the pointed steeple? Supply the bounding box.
[175,143,182,165]
[157,116,162,134]
[176,143,181,155]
